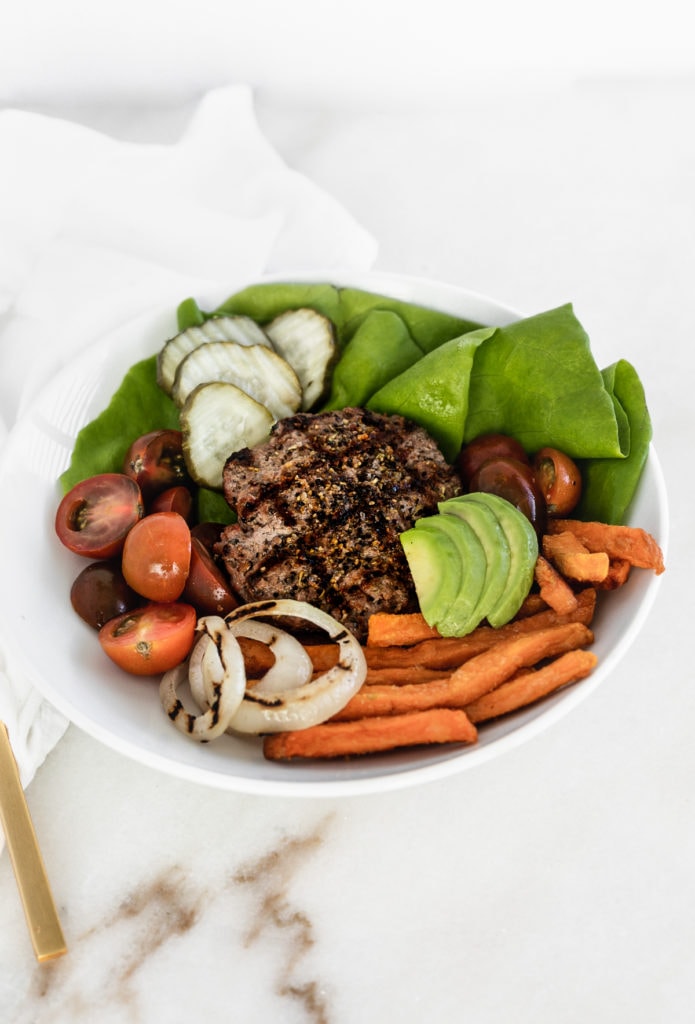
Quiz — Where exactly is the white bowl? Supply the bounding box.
[0,272,668,796]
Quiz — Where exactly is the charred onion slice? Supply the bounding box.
[159,616,245,741]
[224,599,367,734]
[226,619,314,695]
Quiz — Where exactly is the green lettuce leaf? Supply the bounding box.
[176,297,206,331]
[213,282,345,330]
[463,304,626,458]
[59,357,179,493]
[575,360,652,523]
[367,327,496,460]
[335,287,482,353]
[58,357,235,524]
[195,487,236,525]
[207,282,483,354]
[323,309,423,410]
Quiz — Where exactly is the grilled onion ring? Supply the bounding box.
[226,619,314,695]
[159,616,245,741]
[222,599,367,735]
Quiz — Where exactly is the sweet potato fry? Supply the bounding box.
[332,621,594,720]
[331,683,440,720]
[360,588,596,671]
[263,708,478,760]
[542,531,610,583]
[464,649,598,723]
[242,640,341,676]
[362,633,495,671]
[442,620,593,706]
[513,593,550,618]
[534,555,579,614]
[366,592,556,648]
[595,558,632,591]
[243,587,597,689]
[304,643,341,672]
[364,667,452,686]
[237,636,276,676]
[548,519,665,574]
[367,611,441,647]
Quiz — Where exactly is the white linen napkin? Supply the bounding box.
[0,84,377,798]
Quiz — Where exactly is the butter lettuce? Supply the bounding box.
[59,356,233,523]
[215,282,345,330]
[323,309,423,410]
[462,304,627,457]
[367,327,496,460]
[366,305,632,463]
[60,356,179,490]
[212,283,481,354]
[575,359,652,523]
[334,287,482,353]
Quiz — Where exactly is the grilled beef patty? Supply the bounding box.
[216,407,462,640]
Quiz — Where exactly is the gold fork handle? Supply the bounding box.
[0,722,67,961]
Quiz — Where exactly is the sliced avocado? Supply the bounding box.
[438,495,512,627]
[400,522,462,632]
[463,492,538,626]
[414,515,487,636]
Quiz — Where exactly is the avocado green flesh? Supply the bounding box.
[414,516,487,636]
[400,525,463,632]
[401,490,539,637]
[438,496,512,627]
[462,493,538,626]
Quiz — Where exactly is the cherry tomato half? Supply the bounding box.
[457,433,529,485]
[55,473,144,558]
[123,429,189,500]
[149,485,194,521]
[121,511,192,602]
[190,521,227,553]
[70,560,143,630]
[469,456,547,536]
[182,536,238,616]
[98,602,197,676]
[533,447,582,515]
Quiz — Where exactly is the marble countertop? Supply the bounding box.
[1,77,692,1023]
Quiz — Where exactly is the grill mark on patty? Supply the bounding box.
[217,408,462,640]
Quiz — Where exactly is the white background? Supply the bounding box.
[2,0,694,106]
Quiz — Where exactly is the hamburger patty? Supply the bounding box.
[216,407,462,640]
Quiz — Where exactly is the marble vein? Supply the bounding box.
[14,815,335,1024]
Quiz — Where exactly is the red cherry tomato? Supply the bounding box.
[190,521,227,554]
[149,485,194,521]
[457,433,529,485]
[533,447,583,515]
[121,512,192,602]
[55,473,144,558]
[98,602,197,676]
[70,560,143,630]
[182,536,238,616]
[469,456,547,535]
[123,429,189,500]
